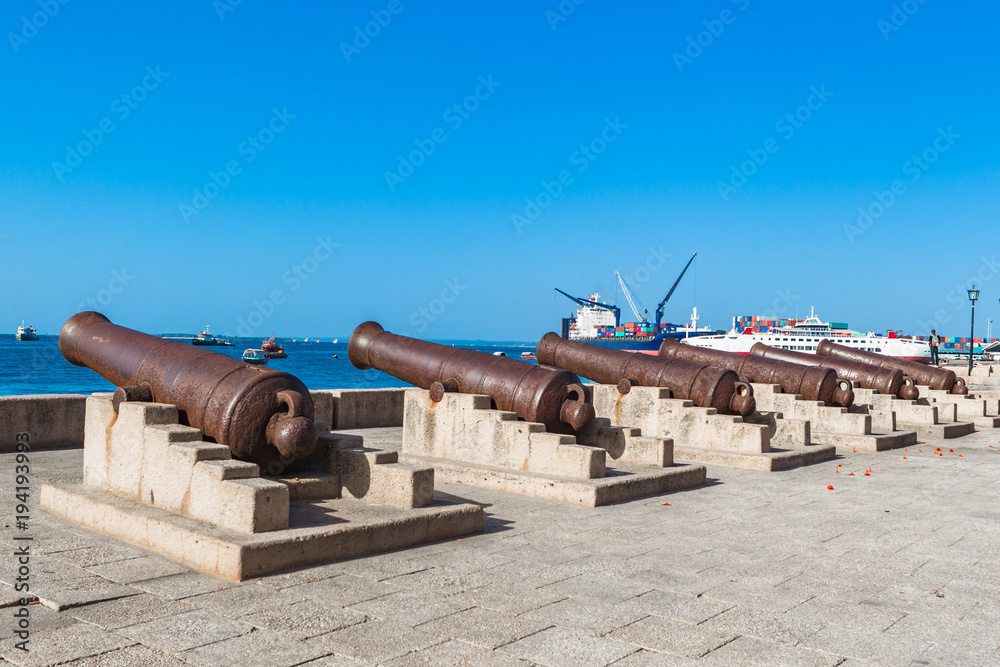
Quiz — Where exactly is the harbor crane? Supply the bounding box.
[653,252,697,328]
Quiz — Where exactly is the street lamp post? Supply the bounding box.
[968,285,980,375]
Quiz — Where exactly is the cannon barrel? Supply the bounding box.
[536,333,756,417]
[349,322,595,433]
[749,343,919,400]
[815,339,966,394]
[659,339,854,407]
[60,312,318,470]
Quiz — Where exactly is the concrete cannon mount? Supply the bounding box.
[591,384,835,471]
[751,384,917,453]
[40,394,483,581]
[920,387,1000,429]
[395,388,706,506]
[850,388,976,440]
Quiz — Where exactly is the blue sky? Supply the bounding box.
[2,0,998,340]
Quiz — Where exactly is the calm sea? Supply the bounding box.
[0,336,537,396]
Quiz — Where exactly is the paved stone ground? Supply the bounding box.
[4,426,1000,666]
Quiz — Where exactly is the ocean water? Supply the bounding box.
[0,336,538,396]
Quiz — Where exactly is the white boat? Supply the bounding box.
[15,321,39,341]
[242,348,269,365]
[684,307,931,362]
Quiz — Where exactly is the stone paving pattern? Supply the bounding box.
[5,426,1000,665]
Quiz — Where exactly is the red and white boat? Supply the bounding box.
[261,334,287,359]
[683,308,931,362]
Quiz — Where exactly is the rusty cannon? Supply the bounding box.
[60,312,318,470]
[749,343,919,400]
[536,333,756,417]
[815,339,967,394]
[659,338,854,407]
[349,322,595,433]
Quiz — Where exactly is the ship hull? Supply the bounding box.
[572,332,714,352]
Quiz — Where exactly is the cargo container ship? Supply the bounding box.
[554,253,716,351]
[683,308,932,362]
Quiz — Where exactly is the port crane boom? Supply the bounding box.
[615,271,649,324]
[554,288,621,327]
[654,252,697,328]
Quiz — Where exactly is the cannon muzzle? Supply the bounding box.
[349,322,595,433]
[536,333,755,417]
[60,312,317,470]
[815,339,961,394]
[659,338,852,407]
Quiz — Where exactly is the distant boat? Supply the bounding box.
[493,351,507,357]
[192,325,234,347]
[15,321,39,341]
[261,334,287,359]
[242,348,269,365]
[333,338,338,344]
[331,353,339,359]
[520,351,537,361]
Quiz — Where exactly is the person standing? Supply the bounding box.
[929,329,940,365]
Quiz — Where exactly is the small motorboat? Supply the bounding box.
[242,348,269,365]
[261,334,287,359]
[330,353,339,359]
[520,351,537,361]
[492,351,507,357]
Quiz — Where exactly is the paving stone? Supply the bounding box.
[3,623,132,667]
[498,625,639,666]
[83,556,187,585]
[347,589,471,626]
[253,563,346,591]
[117,609,252,653]
[58,645,187,666]
[629,589,735,625]
[699,635,844,665]
[178,628,329,666]
[451,582,568,615]
[308,619,446,664]
[527,597,648,636]
[699,605,824,647]
[68,593,193,629]
[419,606,551,649]
[608,615,738,659]
[289,574,401,608]
[606,650,700,665]
[131,572,231,600]
[237,599,367,639]
[32,576,140,611]
[384,639,532,666]
[0,603,76,641]
[50,544,147,568]
[540,573,654,607]
[184,582,290,617]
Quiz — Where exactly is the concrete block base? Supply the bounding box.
[41,482,483,582]
[673,444,835,472]
[971,416,1000,429]
[399,454,705,507]
[811,430,917,452]
[901,421,976,440]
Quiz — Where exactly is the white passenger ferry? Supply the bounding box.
[684,308,931,362]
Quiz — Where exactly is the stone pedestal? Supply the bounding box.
[921,388,1000,428]
[591,384,835,471]
[399,388,705,506]
[752,384,916,452]
[41,394,483,581]
[852,388,974,440]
